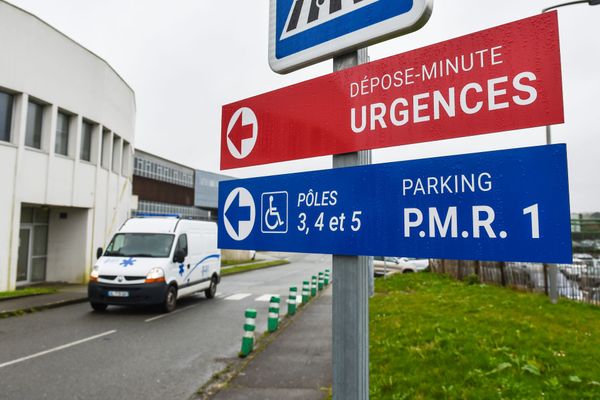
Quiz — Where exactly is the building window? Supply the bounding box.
[112,136,120,173]
[122,141,132,176]
[25,101,43,149]
[80,121,93,162]
[101,129,111,169]
[55,111,70,156]
[0,90,13,142]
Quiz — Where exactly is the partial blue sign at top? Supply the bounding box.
[269,0,433,73]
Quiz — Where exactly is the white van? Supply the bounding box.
[88,217,221,312]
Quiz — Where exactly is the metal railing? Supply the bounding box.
[431,259,600,306]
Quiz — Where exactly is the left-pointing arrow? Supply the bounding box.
[226,107,258,159]
[228,115,254,155]
[223,187,256,241]
[225,191,250,236]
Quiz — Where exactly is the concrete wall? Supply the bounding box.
[221,250,256,262]
[0,144,17,290]
[46,208,89,283]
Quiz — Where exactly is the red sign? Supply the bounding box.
[221,12,563,170]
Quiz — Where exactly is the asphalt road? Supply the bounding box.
[0,253,329,400]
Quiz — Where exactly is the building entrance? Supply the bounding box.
[16,207,49,284]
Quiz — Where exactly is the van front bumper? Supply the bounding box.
[88,281,168,306]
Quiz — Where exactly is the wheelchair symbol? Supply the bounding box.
[265,195,285,229]
[261,192,288,233]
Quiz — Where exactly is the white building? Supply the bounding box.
[0,1,136,291]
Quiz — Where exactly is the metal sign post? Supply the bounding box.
[332,49,371,400]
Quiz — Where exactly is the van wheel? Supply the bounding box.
[162,286,177,313]
[205,276,218,299]
[90,302,107,312]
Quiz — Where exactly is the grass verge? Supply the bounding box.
[221,260,290,277]
[222,258,260,266]
[370,273,600,399]
[0,287,58,300]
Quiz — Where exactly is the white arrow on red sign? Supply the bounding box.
[226,107,258,160]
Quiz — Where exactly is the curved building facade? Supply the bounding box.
[0,1,136,290]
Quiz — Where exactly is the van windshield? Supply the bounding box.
[104,233,175,258]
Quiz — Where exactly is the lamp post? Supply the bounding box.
[542,0,600,145]
[542,0,598,304]
[543,0,600,14]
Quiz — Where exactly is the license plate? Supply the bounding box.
[107,291,129,297]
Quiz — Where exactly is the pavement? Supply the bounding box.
[0,283,88,317]
[210,286,332,400]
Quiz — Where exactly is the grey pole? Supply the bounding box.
[545,125,559,303]
[542,0,600,13]
[332,48,372,400]
[384,258,388,279]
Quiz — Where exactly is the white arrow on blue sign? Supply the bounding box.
[269,0,433,73]
[219,145,572,264]
[223,187,256,241]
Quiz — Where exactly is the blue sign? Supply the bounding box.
[269,0,433,73]
[219,145,572,264]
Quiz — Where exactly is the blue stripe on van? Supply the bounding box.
[184,254,220,281]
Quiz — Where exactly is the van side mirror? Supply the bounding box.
[96,247,103,259]
[173,249,185,263]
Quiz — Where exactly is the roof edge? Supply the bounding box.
[3,0,136,109]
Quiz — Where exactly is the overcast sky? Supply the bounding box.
[7,0,600,212]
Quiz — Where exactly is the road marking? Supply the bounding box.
[145,304,197,323]
[225,293,251,300]
[0,330,116,369]
[255,294,278,302]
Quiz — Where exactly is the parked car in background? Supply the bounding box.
[560,253,599,281]
[573,253,595,266]
[373,256,429,275]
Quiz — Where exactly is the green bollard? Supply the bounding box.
[268,296,280,332]
[311,276,318,297]
[302,281,310,304]
[326,268,332,284]
[288,286,297,316]
[241,308,257,357]
[324,269,330,286]
[318,272,324,291]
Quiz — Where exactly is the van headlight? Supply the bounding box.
[145,267,165,283]
[90,265,100,282]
